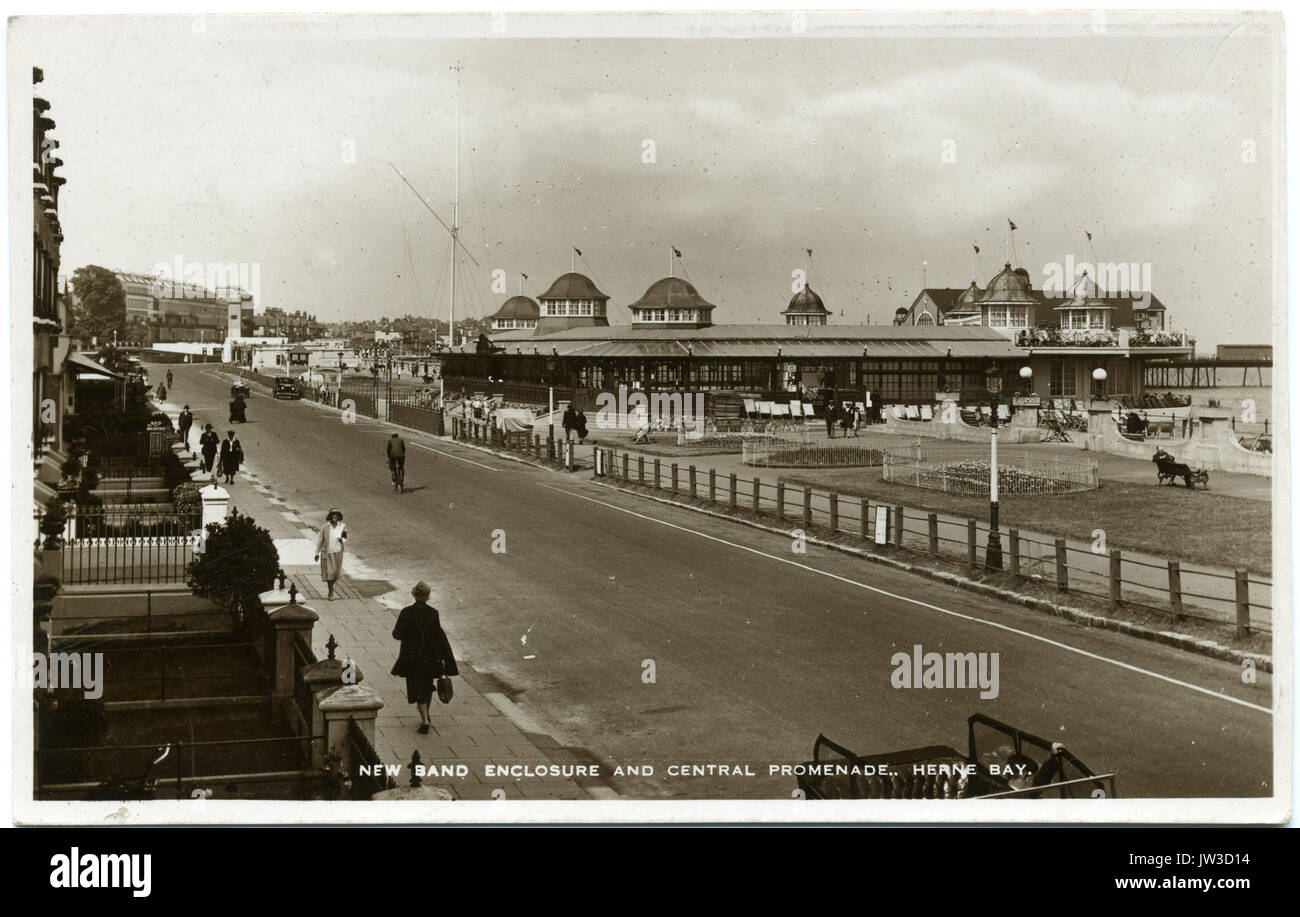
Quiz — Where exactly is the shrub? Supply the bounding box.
[187,511,280,627]
[160,452,189,492]
[173,482,202,518]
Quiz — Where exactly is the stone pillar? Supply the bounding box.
[319,684,385,776]
[267,593,318,720]
[199,484,230,529]
[305,650,365,756]
[371,750,454,801]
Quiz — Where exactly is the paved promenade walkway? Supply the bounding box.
[157,395,600,801]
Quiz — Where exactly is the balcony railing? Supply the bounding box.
[1016,328,1192,348]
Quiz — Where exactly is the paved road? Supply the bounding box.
[166,363,1273,800]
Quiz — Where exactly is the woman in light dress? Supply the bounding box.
[314,508,348,599]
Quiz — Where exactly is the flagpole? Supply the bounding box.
[669,244,673,279]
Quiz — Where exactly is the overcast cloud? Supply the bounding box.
[14,12,1280,345]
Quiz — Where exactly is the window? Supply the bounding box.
[916,312,934,325]
[987,306,1007,327]
[1008,306,1028,327]
[1049,359,1077,397]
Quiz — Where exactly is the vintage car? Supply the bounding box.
[796,714,1115,800]
[272,377,301,400]
[230,382,252,399]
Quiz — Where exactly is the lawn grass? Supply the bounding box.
[582,430,748,457]
[778,469,1272,575]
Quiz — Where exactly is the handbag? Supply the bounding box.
[436,664,454,704]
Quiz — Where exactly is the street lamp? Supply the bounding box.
[1091,366,1108,401]
[985,362,1004,570]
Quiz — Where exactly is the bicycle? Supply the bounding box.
[389,457,405,493]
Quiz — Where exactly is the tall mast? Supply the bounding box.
[449,62,462,348]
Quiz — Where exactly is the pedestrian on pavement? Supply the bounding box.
[219,430,243,484]
[157,382,168,402]
[178,405,194,449]
[824,400,837,439]
[562,405,577,442]
[390,581,459,734]
[314,508,348,600]
[575,408,589,443]
[199,424,219,474]
[166,368,174,389]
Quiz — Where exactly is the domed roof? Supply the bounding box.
[953,280,983,308]
[1057,269,1109,310]
[978,263,1037,304]
[784,285,829,314]
[490,295,540,320]
[538,272,608,302]
[629,277,717,312]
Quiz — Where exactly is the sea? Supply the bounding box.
[1157,376,1274,426]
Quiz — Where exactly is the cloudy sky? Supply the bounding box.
[14,12,1282,346]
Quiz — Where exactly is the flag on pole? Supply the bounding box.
[806,248,813,258]
[973,245,980,254]
[574,248,582,257]
[1085,231,1092,241]
[672,247,682,258]
[521,272,528,279]
[1008,219,1017,231]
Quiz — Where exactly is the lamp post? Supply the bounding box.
[1091,366,1108,401]
[985,363,1004,570]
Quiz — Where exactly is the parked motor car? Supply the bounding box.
[273,378,301,400]
[230,382,251,399]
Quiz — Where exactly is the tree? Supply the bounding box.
[187,511,281,627]
[68,266,126,344]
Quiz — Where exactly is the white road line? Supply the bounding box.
[411,441,498,471]
[537,482,1273,716]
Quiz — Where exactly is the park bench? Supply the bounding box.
[1152,448,1209,489]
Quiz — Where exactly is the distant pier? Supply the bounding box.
[1144,357,1271,388]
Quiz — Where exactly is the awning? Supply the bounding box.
[67,353,124,378]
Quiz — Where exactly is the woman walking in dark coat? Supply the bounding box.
[199,424,219,475]
[390,581,458,734]
[219,430,243,484]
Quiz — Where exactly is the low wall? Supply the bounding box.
[1088,428,1272,476]
[883,414,1044,444]
[52,587,228,636]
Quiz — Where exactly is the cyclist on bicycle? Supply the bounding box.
[387,432,406,491]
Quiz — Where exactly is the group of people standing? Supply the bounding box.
[823,400,863,438]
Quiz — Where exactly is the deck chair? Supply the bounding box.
[905,405,921,420]
[855,402,867,416]
[789,400,803,418]
[1041,412,1072,443]
[803,402,817,418]
[890,405,905,420]
[997,404,1010,422]
[742,398,757,418]
[920,404,934,421]
[772,403,790,418]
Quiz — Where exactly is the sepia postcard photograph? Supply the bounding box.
[7,7,1291,826]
